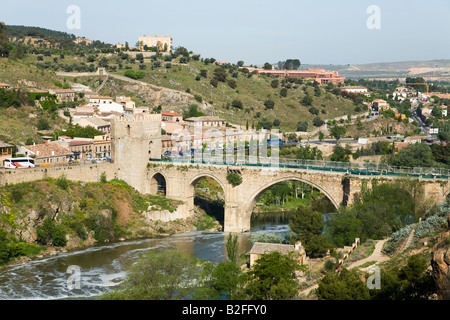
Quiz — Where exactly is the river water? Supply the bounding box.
[0,215,291,300]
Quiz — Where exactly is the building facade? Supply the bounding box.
[139,36,173,52]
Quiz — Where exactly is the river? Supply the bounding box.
[0,214,291,300]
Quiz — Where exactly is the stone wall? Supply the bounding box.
[0,163,116,186]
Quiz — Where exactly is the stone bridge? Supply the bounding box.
[140,161,449,233]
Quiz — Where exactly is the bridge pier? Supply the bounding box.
[224,203,252,233]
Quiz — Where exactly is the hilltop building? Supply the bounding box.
[139,36,173,52]
[247,68,345,85]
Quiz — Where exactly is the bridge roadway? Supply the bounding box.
[145,157,449,232]
[152,156,450,180]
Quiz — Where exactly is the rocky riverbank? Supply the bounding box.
[0,178,212,270]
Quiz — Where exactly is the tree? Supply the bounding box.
[297,121,308,132]
[225,233,239,264]
[389,143,435,168]
[264,99,275,110]
[318,131,325,142]
[330,125,346,142]
[100,250,214,300]
[317,268,370,300]
[290,205,330,257]
[263,62,272,70]
[245,251,302,300]
[330,145,351,162]
[301,95,313,106]
[370,254,435,300]
[0,22,11,57]
[213,67,228,82]
[211,261,245,300]
[313,117,324,127]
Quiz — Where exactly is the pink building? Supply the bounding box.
[248,68,345,84]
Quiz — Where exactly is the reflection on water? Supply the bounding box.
[0,214,291,300]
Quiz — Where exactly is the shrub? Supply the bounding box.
[227,172,243,187]
[124,69,145,80]
[36,218,67,247]
[56,175,69,190]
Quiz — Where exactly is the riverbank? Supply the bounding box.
[0,178,218,270]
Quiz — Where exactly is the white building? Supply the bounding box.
[88,96,124,114]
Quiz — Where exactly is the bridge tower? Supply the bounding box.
[111,115,162,193]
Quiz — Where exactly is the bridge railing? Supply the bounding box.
[151,156,450,179]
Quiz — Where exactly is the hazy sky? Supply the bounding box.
[1,0,449,65]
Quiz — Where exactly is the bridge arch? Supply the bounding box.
[187,173,227,219]
[248,176,340,211]
[149,172,167,196]
[235,176,340,231]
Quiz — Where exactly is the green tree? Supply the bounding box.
[100,250,214,300]
[297,121,308,132]
[317,268,371,300]
[290,205,331,257]
[263,62,272,70]
[330,125,346,142]
[245,251,302,300]
[0,22,11,57]
[264,99,275,110]
[389,143,435,168]
[225,233,239,264]
[370,254,435,300]
[211,261,245,300]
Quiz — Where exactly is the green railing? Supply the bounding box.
[150,156,450,180]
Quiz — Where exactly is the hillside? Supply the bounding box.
[0,23,361,134]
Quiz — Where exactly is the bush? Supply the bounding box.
[36,218,67,247]
[264,99,275,109]
[227,172,243,187]
[124,69,145,80]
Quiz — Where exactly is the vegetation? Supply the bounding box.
[226,172,243,187]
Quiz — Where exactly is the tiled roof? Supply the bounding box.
[249,242,296,255]
[23,143,72,158]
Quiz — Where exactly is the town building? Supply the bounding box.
[0,141,13,165]
[0,83,11,90]
[73,105,97,118]
[371,99,389,112]
[70,83,92,94]
[162,111,183,123]
[116,96,136,109]
[48,89,77,102]
[139,36,173,52]
[249,242,306,267]
[74,117,111,135]
[247,68,345,85]
[88,96,124,114]
[19,143,73,165]
[73,37,93,45]
[185,116,226,129]
[340,86,370,96]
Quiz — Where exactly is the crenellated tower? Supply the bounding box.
[111,115,162,193]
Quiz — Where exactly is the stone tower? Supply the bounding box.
[111,115,162,193]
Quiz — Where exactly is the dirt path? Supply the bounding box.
[299,239,391,297]
[348,239,390,270]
